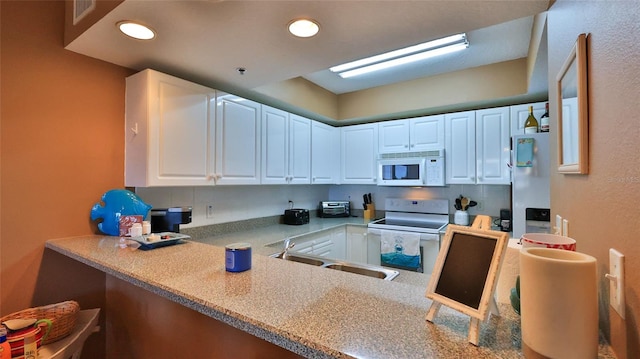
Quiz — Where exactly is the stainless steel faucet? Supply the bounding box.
[281,238,295,259]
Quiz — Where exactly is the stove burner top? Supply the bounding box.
[366,198,450,234]
[371,219,446,230]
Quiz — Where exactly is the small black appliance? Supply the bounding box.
[283,208,309,225]
[150,207,192,233]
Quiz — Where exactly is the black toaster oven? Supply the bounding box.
[283,208,310,225]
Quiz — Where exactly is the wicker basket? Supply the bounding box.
[0,300,80,345]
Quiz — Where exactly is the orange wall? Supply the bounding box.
[547,1,640,358]
[1,0,132,320]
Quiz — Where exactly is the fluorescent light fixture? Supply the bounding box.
[117,21,156,40]
[288,19,320,38]
[330,33,468,78]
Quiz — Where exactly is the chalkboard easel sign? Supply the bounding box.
[425,224,508,345]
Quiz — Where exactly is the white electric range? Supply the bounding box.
[367,198,449,273]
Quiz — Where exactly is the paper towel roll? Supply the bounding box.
[495,238,522,304]
[520,247,598,359]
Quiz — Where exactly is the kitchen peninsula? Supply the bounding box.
[45,218,616,359]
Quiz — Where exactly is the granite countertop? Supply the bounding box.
[45,217,616,359]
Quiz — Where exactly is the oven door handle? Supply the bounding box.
[367,228,439,241]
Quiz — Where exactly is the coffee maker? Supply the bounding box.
[150,207,192,233]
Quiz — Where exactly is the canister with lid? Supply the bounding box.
[225,243,252,272]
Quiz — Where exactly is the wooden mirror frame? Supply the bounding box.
[557,33,589,174]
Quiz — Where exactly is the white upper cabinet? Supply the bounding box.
[476,106,511,184]
[215,94,262,185]
[378,119,410,153]
[311,120,339,184]
[125,69,216,187]
[261,106,288,184]
[378,115,444,154]
[446,108,511,185]
[409,115,445,151]
[445,111,476,184]
[510,101,547,135]
[287,114,312,184]
[341,123,378,184]
[261,106,311,184]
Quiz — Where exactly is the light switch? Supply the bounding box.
[562,219,569,237]
[607,249,625,319]
[555,215,563,235]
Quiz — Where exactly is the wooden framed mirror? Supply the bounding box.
[557,33,589,174]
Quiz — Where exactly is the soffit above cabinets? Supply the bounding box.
[66,0,550,96]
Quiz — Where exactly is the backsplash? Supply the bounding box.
[136,184,510,228]
[328,184,510,223]
[135,185,332,228]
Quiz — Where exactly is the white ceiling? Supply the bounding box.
[67,0,549,97]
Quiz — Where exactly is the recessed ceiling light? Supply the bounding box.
[288,19,320,38]
[117,21,156,40]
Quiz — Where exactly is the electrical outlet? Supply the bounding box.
[562,218,569,237]
[476,201,483,210]
[555,214,563,235]
[206,204,214,218]
[608,249,625,319]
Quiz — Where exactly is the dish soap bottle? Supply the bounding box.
[524,105,539,133]
[540,102,549,132]
[0,327,11,359]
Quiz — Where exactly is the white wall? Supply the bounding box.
[136,183,510,228]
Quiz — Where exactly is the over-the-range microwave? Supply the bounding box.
[377,150,445,187]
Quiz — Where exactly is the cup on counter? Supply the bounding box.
[128,223,143,237]
[225,243,252,272]
[142,221,151,235]
[520,233,576,251]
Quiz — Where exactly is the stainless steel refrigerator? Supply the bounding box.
[511,133,551,239]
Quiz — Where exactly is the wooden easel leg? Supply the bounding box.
[490,296,500,317]
[468,317,480,346]
[425,302,442,322]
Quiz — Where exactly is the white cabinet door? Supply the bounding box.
[378,119,410,153]
[378,116,444,154]
[288,114,311,184]
[341,123,378,184]
[261,106,289,184]
[445,111,476,184]
[510,101,547,135]
[215,94,261,185]
[311,120,339,184]
[261,108,311,185]
[291,227,346,260]
[345,225,368,264]
[125,69,216,187]
[310,227,345,260]
[410,115,445,151]
[290,238,314,254]
[476,107,511,184]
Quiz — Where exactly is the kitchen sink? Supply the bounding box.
[324,263,390,279]
[271,253,326,266]
[270,252,398,281]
